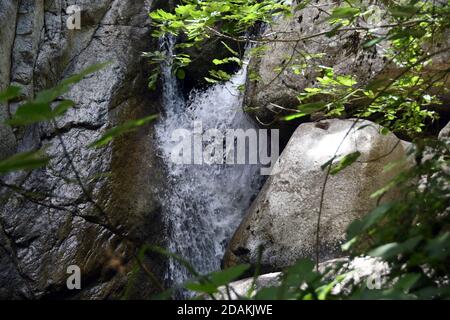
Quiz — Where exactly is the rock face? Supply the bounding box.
[244,1,386,125]
[0,0,18,159]
[0,0,167,299]
[244,1,450,126]
[224,119,410,270]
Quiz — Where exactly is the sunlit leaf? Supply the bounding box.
[330,151,361,175]
[89,114,159,148]
[221,41,239,56]
[282,112,307,121]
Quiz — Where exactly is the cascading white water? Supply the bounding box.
[156,37,262,293]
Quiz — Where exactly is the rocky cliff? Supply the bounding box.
[0,0,167,299]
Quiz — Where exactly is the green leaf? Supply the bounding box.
[184,282,218,295]
[208,69,232,82]
[426,232,450,259]
[347,203,394,239]
[89,114,159,148]
[176,68,186,80]
[0,86,21,103]
[212,57,241,66]
[282,112,307,121]
[221,41,239,56]
[204,77,219,84]
[393,273,421,292]
[326,22,343,37]
[7,101,53,126]
[149,9,176,21]
[356,124,376,131]
[209,264,250,287]
[317,274,346,300]
[380,127,390,135]
[53,100,75,117]
[321,157,335,171]
[362,37,386,49]
[389,5,418,18]
[0,150,50,174]
[35,62,111,105]
[62,62,112,86]
[148,72,159,91]
[369,236,422,259]
[298,102,326,114]
[330,151,361,175]
[336,75,357,87]
[341,236,357,251]
[7,100,75,126]
[283,259,318,287]
[8,62,109,126]
[368,243,399,259]
[329,7,360,20]
[254,287,279,300]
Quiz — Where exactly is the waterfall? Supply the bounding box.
[155,37,262,294]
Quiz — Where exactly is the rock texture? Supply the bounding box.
[217,256,389,299]
[439,121,450,140]
[0,0,167,299]
[0,0,18,159]
[224,119,410,270]
[244,1,450,126]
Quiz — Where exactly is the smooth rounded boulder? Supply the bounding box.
[224,119,411,270]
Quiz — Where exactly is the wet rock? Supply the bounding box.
[0,0,18,159]
[0,0,167,299]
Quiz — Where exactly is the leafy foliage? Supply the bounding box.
[142,137,449,300]
[144,0,291,87]
[0,61,158,174]
[90,114,159,148]
[143,0,450,301]
[7,62,110,127]
[148,0,449,137]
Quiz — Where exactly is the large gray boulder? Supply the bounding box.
[0,0,167,299]
[224,119,410,270]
